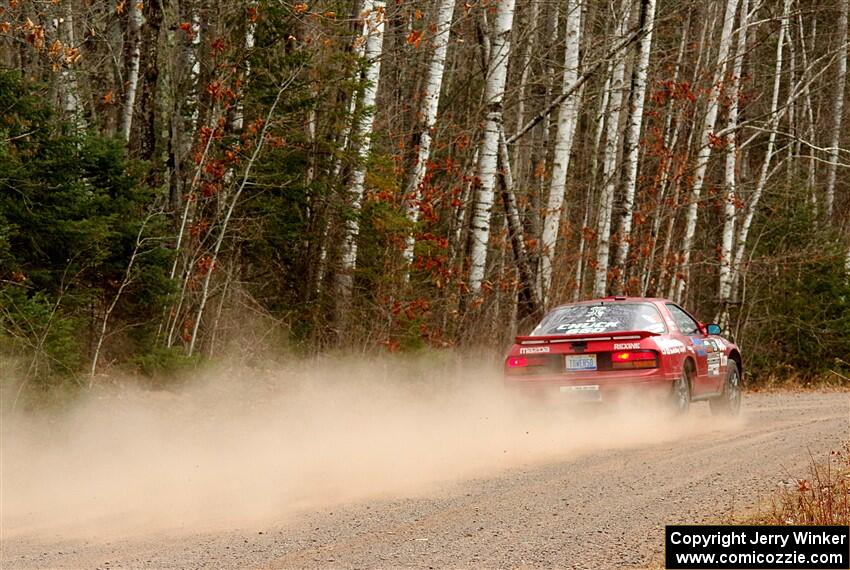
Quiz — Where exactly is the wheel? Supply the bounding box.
[710,361,741,416]
[669,365,691,414]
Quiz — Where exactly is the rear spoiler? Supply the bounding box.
[515,330,660,345]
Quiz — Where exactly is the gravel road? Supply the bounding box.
[3,391,847,569]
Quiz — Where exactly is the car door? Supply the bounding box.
[665,303,712,396]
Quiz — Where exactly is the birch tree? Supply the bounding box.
[716,0,748,326]
[673,0,740,302]
[729,0,793,305]
[57,1,86,131]
[403,0,456,267]
[592,0,632,298]
[540,0,583,304]
[338,0,387,297]
[467,0,517,295]
[825,0,848,219]
[121,1,143,142]
[613,0,657,294]
[232,5,257,133]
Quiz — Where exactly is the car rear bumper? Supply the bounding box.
[503,369,677,403]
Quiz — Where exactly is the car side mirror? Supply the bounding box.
[706,323,722,335]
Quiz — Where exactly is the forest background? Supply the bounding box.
[1,0,849,399]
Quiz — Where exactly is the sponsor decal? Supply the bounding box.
[657,339,686,355]
[520,346,550,354]
[613,342,641,350]
[555,321,620,334]
[707,353,722,375]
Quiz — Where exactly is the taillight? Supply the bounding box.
[505,355,549,375]
[611,350,658,369]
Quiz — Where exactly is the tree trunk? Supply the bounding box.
[136,0,163,163]
[403,0,456,267]
[613,0,657,294]
[540,0,583,304]
[592,0,632,298]
[314,10,371,293]
[121,1,143,142]
[337,0,387,298]
[231,5,257,133]
[729,0,792,306]
[673,0,740,302]
[640,10,690,296]
[58,1,86,132]
[716,0,748,327]
[798,13,818,212]
[498,126,541,319]
[467,0,517,295]
[576,64,612,300]
[825,0,848,219]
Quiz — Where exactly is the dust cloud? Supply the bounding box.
[1,354,741,539]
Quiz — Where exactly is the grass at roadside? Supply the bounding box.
[649,445,850,569]
[747,443,850,526]
[745,370,850,393]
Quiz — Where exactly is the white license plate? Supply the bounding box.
[565,354,597,371]
[559,385,601,401]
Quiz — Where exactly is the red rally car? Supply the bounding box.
[503,297,743,414]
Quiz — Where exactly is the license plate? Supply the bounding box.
[565,354,597,371]
[559,385,601,401]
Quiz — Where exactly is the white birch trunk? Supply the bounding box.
[613,0,657,293]
[467,0,517,294]
[575,67,611,300]
[403,0,457,266]
[231,10,257,133]
[333,16,369,180]
[716,0,748,325]
[121,1,143,142]
[592,0,631,298]
[540,0,583,303]
[338,0,386,295]
[187,12,202,133]
[845,243,850,276]
[641,12,690,296]
[673,0,740,302]
[729,0,792,302]
[315,12,370,292]
[58,2,86,131]
[825,0,848,219]
[798,14,818,211]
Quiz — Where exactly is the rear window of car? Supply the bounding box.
[530,303,667,336]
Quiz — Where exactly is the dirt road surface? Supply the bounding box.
[3,391,847,569]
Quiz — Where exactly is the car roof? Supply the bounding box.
[549,296,672,311]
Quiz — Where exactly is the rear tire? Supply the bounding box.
[710,361,741,416]
[670,366,691,414]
